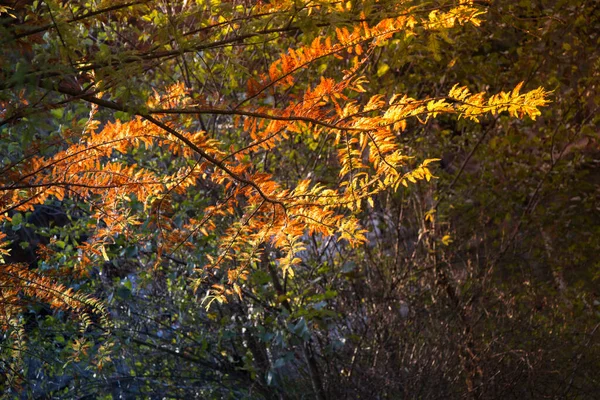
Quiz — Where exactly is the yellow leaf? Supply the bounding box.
[425,209,436,223]
[441,235,453,246]
[233,283,242,300]
[422,158,441,166]
[101,246,110,262]
[377,63,390,77]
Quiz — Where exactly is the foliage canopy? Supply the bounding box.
[1,0,597,398]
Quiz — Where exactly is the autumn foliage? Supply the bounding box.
[5,0,595,398]
[1,0,548,314]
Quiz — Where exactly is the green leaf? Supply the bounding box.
[11,212,23,227]
[116,286,131,300]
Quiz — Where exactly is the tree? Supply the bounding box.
[328,1,600,398]
[0,0,575,398]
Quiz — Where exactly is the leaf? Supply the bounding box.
[377,63,390,77]
[441,235,453,246]
[101,246,110,262]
